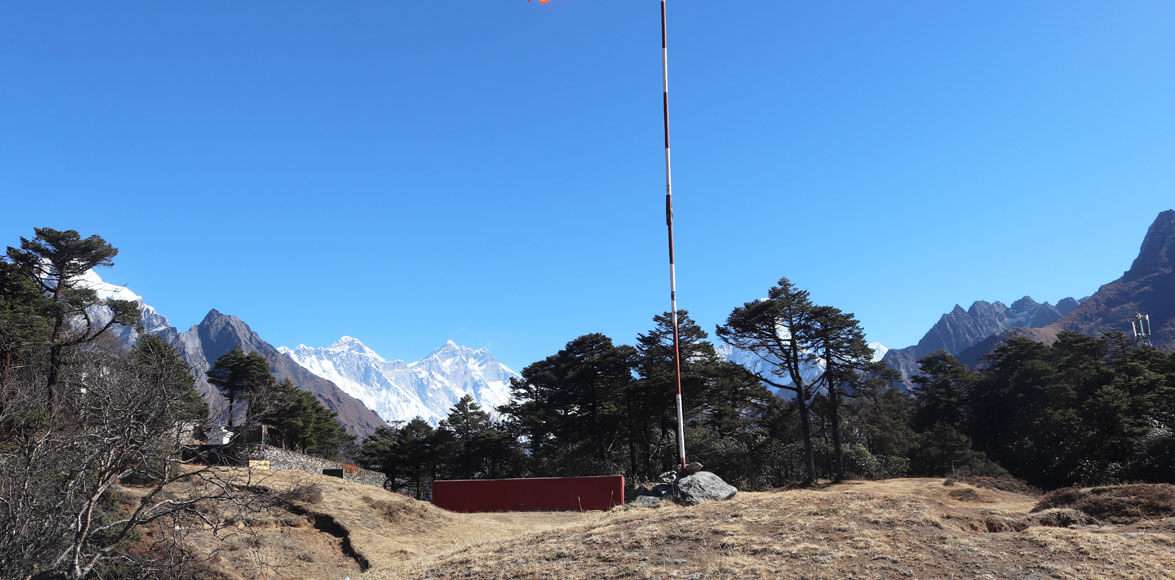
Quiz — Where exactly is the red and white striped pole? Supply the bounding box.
[660,0,688,471]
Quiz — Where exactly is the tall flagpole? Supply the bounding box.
[660,0,688,471]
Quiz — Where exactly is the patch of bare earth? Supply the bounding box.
[398,479,1175,580]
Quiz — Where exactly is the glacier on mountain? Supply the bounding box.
[280,337,517,425]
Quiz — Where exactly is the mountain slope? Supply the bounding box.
[1047,209,1175,346]
[77,269,180,347]
[882,296,1078,383]
[883,209,1175,380]
[74,272,385,437]
[281,338,517,424]
[176,310,387,437]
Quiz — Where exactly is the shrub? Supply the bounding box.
[288,484,324,505]
[1033,484,1175,524]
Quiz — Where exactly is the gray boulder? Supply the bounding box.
[674,471,737,506]
[626,495,666,509]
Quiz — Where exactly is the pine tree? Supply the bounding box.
[5,228,139,401]
[810,305,874,481]
[0,261,51,385]
[130,335,207,427]
[357,426,401,485]
[909,352,976,432]
[717,278,822,485]
[500,333,634,475]
[396,418,437,499]
[629,310,766,481]
[435,395,523,480]
[631,311,711,479]
[206,350,271,428]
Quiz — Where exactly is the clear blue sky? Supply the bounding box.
[2,1,1173,369]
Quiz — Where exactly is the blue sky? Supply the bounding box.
[2,1,1173,369]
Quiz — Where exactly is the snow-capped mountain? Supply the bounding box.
[281,337,517,425]
[77,269,177,346]
[73,269,387,436]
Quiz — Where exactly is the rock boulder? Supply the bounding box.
[674,471,737,506]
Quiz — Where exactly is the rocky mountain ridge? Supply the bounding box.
[881,296,1079,383]
[884,209,1174,381]
[81,274,386,437]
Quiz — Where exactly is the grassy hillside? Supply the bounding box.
[158,472,1175,579]
[394,479,1175,579]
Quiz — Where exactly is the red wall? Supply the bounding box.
[432,475,625,512]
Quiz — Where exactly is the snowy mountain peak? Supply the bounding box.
[78,269,144,304]
[283,338,517,425]
[77,269,173,336]
[328,336,385,360]
[430,339,479,357]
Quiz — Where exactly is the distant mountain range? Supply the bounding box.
[883,209,1175,381]
[280,337,516,425]
[76,208,1172,432]
[79,274,516,437]
[881,297,1080,383]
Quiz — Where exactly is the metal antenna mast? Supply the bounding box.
[660,0,688,471]
[1132,313,1153,347]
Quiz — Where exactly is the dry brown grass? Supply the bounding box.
[166,472,1175,579]
[958,475,1042,497]
[165,469,602,579]
[395,479,1175,580]
[1034,484,1175,524]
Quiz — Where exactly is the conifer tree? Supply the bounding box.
[810,305,875,481]
[631,311,765,480]
[501,333,633,475]
[0,261,51,385]
[252,378,353,457]
[437,395,495,478]
[396,418,437,498]
[5,228,139,400]
[717,278,822,485]
[130,335,207,426]
[206,350,271,427]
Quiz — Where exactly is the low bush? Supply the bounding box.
[1033,484,1175,524]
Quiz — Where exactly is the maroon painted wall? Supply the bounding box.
[431,475,625,512]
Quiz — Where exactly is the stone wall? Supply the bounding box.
[248,446,385,488]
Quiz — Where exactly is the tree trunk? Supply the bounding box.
[1,349,10,387]
[46,275,67,402]
[829,384,844,482]
[628,438,638,481]
[797,388,817,485]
